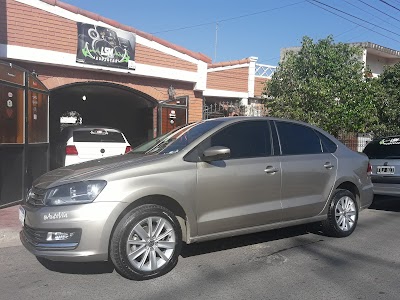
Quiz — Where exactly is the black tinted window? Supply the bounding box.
[363,138,400,159]
[315,131,338,153]
[73,130,125,143]
[276,121,322,155]
[210,121,271,159]
[159,120,225,154]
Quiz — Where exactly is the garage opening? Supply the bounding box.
[49,82,157,169]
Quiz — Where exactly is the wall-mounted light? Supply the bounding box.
[82,95,87,101]
[168,85,176,100]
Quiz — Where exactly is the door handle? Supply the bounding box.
[324,162,334,169]
[264,166,279,174]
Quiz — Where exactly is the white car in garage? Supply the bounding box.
[53,125,131,167]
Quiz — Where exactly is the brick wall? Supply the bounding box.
[13,61,204,121]
[136,44,197,72]
[4,0,198,71]
[207,67,248,92]
[254,77,268,98]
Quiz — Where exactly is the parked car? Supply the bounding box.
[363,136,400,196]
[52,125,131,168]
[20,117,373,280]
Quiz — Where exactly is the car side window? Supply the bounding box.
[209,121,272,159]
[315,130,338,153]
[276,121,322,155]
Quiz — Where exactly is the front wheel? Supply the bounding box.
[321,189,358,237]
[110,204,182,280]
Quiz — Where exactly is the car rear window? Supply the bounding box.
[73,129,125,143]
[363,138,400,159]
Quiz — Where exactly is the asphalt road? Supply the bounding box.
[1,196,399,300]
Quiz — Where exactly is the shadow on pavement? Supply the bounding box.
[36,257,114,275]
[181,224,312,258]
[369,195,400,212]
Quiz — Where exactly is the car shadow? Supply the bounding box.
[36,257,114,275]
[181,224,312,258]
[369,195,400,212]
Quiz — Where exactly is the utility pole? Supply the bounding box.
[214,22,218,62]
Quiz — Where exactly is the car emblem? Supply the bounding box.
[384,162,388,166]
[100,149,105,153]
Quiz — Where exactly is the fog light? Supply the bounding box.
[46,231,75,241]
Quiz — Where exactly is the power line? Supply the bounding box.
[151,1,305,34]
[379,0,400,12]
[334,25,363,38]
[343,0,400,30]
[306,0,400,43]
[355,0,400,23]
[310,0,400,38]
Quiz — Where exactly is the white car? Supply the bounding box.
[53,126,131,167]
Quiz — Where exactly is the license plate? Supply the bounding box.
[18,206,25,226]
[377,166,395,175]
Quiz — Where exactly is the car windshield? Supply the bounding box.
[363,137,400,159]
[73,129,125,143]
[131,119,226,155]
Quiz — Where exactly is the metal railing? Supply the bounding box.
[255,64,277,78]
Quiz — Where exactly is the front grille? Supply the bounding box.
[22,225,81,250]
[26,187,46,206]
[23,225,48,245]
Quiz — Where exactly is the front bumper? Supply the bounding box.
[20,201,128,262]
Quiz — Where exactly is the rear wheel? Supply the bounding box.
[321,189,358,237]
[110,204,182,280]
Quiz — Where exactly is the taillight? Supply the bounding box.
[367,162,372,175]
[65,145,78,155]
[125,146,132,153]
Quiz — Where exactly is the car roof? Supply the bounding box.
[61,125,122,133]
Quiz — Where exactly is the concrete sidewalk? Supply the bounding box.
[0,205,22,248]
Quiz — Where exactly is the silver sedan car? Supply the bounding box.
[20,117,373,280]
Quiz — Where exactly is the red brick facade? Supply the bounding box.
[207,67,249,92]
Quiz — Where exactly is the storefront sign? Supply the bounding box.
[76,22,136,70]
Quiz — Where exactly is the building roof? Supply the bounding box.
[208,58,252,69]
[350,42,400,59]
[39,0,212,63]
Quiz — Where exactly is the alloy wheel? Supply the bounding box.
[334,196,356,231]
[126,216,176,272]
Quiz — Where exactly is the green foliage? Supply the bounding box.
[265,36,383,136]
[375,62,400,135]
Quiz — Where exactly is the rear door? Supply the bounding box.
[72,128,128,159]
[274,121,338,221]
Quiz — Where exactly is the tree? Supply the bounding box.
[375,62,400,135]
[264,36,380,136]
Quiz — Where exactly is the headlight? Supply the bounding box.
[45,181,107,206]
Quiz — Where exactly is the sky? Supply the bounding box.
[62,0,400,66]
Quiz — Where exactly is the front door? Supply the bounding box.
[158,96,188,135]
[194,120,282,236]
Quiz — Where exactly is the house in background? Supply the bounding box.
[281,42,400,77]
[203,57,276,119]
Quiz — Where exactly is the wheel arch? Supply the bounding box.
[336,181,361,208]
[108,195,191,254]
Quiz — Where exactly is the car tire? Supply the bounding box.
[110,204,182,280]
[321,189,359,238]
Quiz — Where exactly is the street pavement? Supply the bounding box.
[0,196,399,300]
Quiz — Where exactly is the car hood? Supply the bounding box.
[33,153,167,189]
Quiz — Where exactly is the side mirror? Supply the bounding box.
[202,146,230,162]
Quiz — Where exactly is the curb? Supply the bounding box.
[0,205,22,248]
